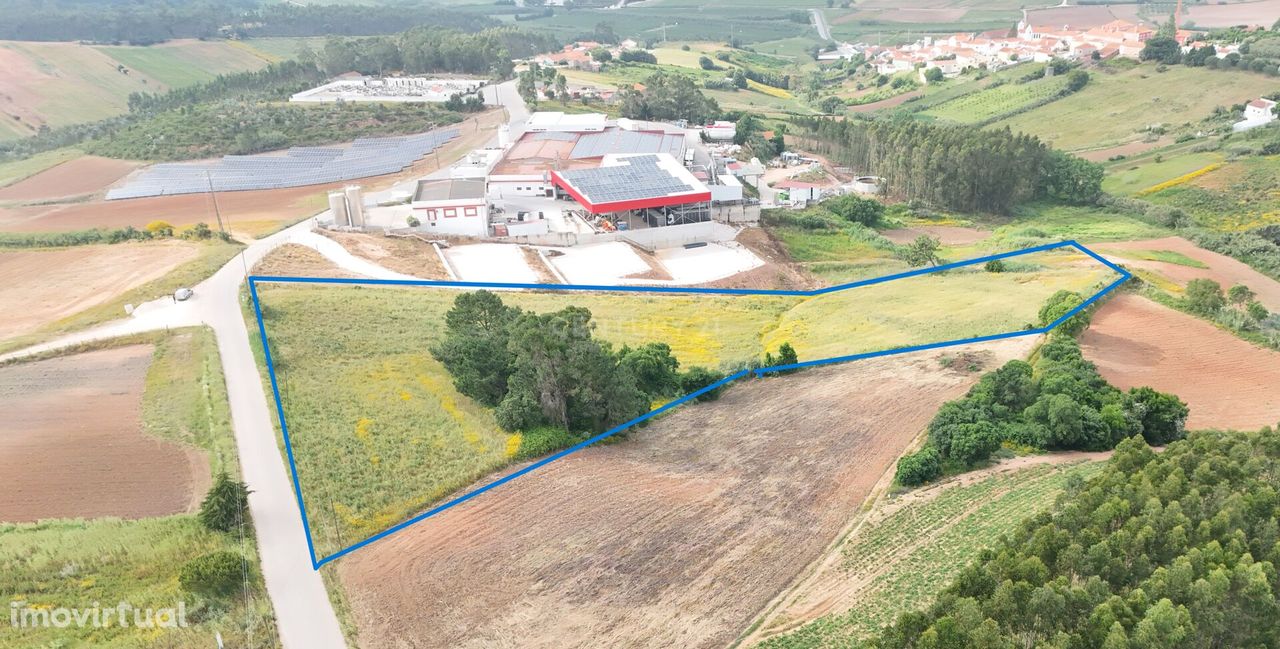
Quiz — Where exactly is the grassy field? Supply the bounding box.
[1103,248,1209,268]
[0,39,279,140]
[0,239,245,356]
[757,461,1104,648]
[990,63,1276,153]
[1101,149,1225,196]
[0,328,277,649]
[920,74,1069,124]
[1143,154,1280,231]
[0,148,81,187]
[255,255,1114,558]
[979,203,1170,247]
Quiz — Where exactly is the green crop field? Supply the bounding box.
[1101,149,1225,196]
[95,40,276,89]
[921,74,1069,124]
[0,329,277,649]
[990,63,1277,153]
[254,255,1114,558]
[0,148,81,187]
[757,461,1104,648]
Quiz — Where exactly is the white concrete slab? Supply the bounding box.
[445,243,538,283]
[550,241,651,285]
[654,242,764,284]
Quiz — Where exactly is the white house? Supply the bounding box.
[411,179,489,236]
[1235,98,1277,133]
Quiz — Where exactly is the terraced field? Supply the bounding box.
[752,460,1105,648]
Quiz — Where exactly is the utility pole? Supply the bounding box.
[206,171,226,235]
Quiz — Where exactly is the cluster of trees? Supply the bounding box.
[793,118,1103,214]
[873,427,1280,648]
[85,100,461,161]
[895,297,1189,486]
[0,0,495,43]
[1143,28,1280,75]
[431,292,728,435]
[619,72,722,123]
[1177,278,1279,348]
[179,472,253,599]
[315,27,557,78]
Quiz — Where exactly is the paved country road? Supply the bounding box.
[1,79,529,649]
[811,8,833,41]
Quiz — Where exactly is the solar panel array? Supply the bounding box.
[106,130,460,200]
[559,155,695,206]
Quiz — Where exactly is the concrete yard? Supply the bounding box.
[655,242,764,285]
[444,242,538,283]
[550,241,652,284]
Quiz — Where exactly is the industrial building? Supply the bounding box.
[410,179,489,236]
[551,154,712,232]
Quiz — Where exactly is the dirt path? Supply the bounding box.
[1098,236,1280,311]
[881,225,990,246]
[0,344,207,522]
[337,339,1036,649]
[1080,293,1280,431]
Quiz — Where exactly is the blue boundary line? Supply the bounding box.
[247,240,1130,569]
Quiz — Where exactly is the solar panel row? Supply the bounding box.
[105,130,460,200]
[559,155,695,205]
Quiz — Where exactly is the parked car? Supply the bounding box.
[174,288,194,301]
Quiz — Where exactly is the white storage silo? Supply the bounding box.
[329,192,350,226]
[344,185,365,227]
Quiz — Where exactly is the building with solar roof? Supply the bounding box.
[550,153,712,231]
[487,112,691,201]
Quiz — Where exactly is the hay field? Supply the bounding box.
[254,249,1115,559]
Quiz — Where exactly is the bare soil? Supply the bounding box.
[0,345,207,522]
[1110,0,1280,28]
[881,225,991,246]
[0,241,199,342]
[1024,5,1119,29]
[1080,294,1280,431]
[318,230,449,280]
[1099,236,1280,311]
[849,91,923,114]
[252,243,357,279]
[0,155,140,201]
[336,340,1035,649]
[700,226,820,291]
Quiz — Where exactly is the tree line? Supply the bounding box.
[792,117,1103,214]
[871,426,1280,648]
[314,26,557,78]
[896,291,1189,486]
[0,0,496,44]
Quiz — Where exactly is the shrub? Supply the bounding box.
[145,220,174,236]
[681,366,726,402]
[1184,278,1225,315]
[179,551,245,599]
[984,259,1007,273]
[896,446,942,486]
[406,215,421,228]
[1038,290,1089,335]
[514,426,582,460]
[619,342,681,398]
[823,194,884,226]
[198,471,250,532]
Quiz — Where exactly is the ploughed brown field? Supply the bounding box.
[0,155,140,201]
[0,345,207,522]
[1080,294,1280,431]
[336,340,1035,649]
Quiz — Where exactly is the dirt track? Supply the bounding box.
[0,345,207,522]
[0,241,199,342]
[1099,236,1280,311]
[1080,294,1280,431]
[337,341,1034,649]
